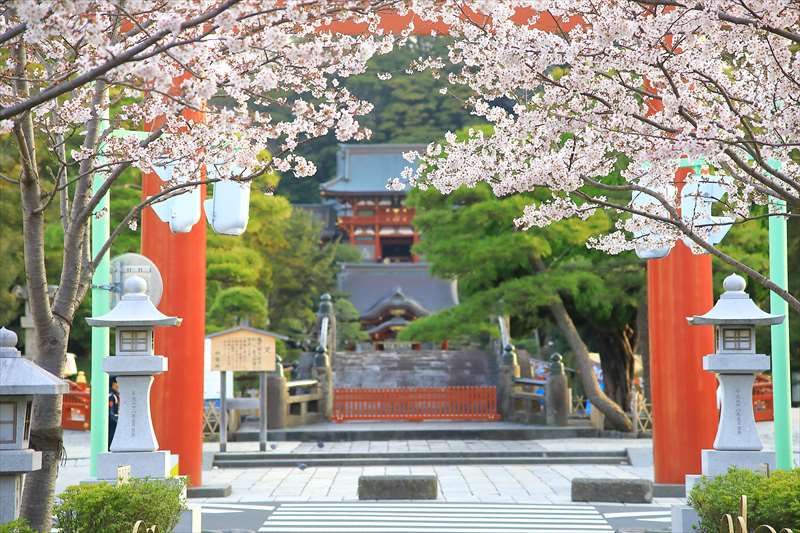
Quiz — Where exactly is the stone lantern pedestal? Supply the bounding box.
[672,274,782,532]
[96,355,175,480]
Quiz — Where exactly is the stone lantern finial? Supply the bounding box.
[124,275,147,295]
[722,273,746,293]
[0,327,17,351]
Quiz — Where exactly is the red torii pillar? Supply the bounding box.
[647,171,718,484]
[141,103,207,487]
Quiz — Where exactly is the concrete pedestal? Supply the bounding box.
[97,450,177,480]
[702,449,775,477]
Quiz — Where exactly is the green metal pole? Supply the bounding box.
[769,194,793,469]
[90,105,111,476]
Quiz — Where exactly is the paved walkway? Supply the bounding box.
[56,413,799,509]
[56,431,662,504]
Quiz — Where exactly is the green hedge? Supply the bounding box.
[54,478,185,533]
[0,519,38,533]
[688,467,800,531]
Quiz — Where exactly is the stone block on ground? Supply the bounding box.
[570,478,652,503]
[186,484,232,498]
[358,475,437,500]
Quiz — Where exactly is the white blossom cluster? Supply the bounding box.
[1,0,403,184]
[403,0,800,255]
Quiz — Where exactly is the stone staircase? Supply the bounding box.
[332,349,498,388]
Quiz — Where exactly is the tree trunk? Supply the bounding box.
[531,255,633,432]
[596,325,636,412]
[14,41,69,531]
[20,326,68,532]
[546,296,633,431]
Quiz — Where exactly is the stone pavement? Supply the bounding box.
[55,413,799,507]
[56,430,663,504]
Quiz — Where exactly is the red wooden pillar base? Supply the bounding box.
[648,241,718,484]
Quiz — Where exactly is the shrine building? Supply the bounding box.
[301,144,458,343]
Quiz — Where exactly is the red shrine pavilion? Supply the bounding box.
[304,144,459,344]
[320,143,422,262]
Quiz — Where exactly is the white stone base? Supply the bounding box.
[174,504,201,533]
[671,504,699,533]
[702,449,775,477]
[97,450,176,480]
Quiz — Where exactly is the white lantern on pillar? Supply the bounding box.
[204,165,251,235]
[149,162,202,234]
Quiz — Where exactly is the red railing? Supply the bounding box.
[753,376,774,422]
[333,386,500,422]
[62,380,91,430]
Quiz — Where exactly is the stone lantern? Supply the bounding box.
[673,273,783,531]
[86,276,182,481]
[0,327,67,523]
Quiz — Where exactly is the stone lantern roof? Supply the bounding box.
[688,274,784,326]
[0,327,67,396]
[86,276,181,327]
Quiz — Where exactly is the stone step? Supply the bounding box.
[213,450,629,468]
[216,449,627,461]
[229,423,599,442]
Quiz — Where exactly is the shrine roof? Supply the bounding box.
[321,144,427,195]
[361,287,431,320]
[366,316,410,335]
[337,263,458,319]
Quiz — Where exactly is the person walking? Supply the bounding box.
[108,376,120,449]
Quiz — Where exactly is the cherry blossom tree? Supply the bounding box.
[407,0,800,312]
[0,1,415,528]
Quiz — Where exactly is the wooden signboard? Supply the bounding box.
[209,327,277,372]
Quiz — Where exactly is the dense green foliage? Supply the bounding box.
[276,37,474,203]
[399,180,643,405]
[689,467,800,531]
[54,478,185,533]
[0,519,38,533]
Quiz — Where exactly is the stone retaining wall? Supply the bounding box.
[333,349,497,388]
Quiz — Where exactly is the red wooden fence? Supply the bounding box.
[62,380,91,430]
[333,386,500,422]
[753,376,774,422]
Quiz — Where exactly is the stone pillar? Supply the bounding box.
[546,353,570,426]
[266,363,288,430]
[497,344,520,419]
[313,346,333,420]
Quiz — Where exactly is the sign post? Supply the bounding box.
[208,326,280,453]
